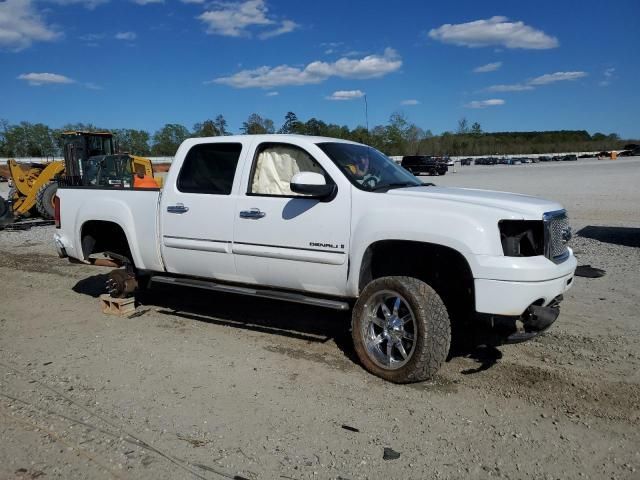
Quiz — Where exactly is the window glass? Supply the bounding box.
[317,142,422,192]
[250,144,325,196]
[177,143,242,195]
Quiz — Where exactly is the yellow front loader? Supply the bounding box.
[5,158,65,219]
[0,131,159,226]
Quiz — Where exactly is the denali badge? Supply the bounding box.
[310,242,344,249]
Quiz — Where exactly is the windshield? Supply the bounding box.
[317,142,423,192]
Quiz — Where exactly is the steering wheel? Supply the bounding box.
[361,173,380,189]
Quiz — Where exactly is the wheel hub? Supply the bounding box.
[362,291,417,370]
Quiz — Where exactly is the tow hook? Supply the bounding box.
[524,304,560,332]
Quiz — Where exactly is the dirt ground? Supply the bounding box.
[0,157,639,480]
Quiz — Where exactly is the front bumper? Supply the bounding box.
[475,269,575,316]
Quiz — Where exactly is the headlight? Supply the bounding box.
[499,220,544,257]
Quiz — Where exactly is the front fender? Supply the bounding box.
[347,204,499,296]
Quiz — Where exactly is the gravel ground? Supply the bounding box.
[0,157,639,479]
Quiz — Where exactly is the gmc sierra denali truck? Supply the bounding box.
[53,135,576,383]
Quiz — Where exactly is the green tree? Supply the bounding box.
[278,111,302,134]
[470,122,482,136]
[3,122,56,157]
[241,114,275,135]
[151,124,190,156]
[193,120,220,137]
[213,115,230,136]
[457,117,469,135]
[113,129,151,156]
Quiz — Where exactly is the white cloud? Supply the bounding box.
[198,0,297,39]
[132,0,163,4]
[486,70,588,92]
[473,61,502,73]
[599,67,615,87]
[265,91,279,96]
[211,48,401,88]
[401,99,420,105]
[485,83,534,92]
[180,0,205,3]
[259,19,299,39]
[0,0,60,51]
[326,90,365,101]
[429,16,558,50]
[18,72,75,86]
[115,31,137,40]
[465,98,505,109]
[48,0,109,8]
[528,71,587,85]
[79,33,105,41]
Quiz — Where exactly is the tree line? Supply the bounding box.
[0,113,633,159]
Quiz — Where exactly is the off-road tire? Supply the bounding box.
[0,196,10,225]
[35,182,58,219]
[352,276,451,383]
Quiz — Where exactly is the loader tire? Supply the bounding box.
[0,196,11,226]
[36,182,58,219]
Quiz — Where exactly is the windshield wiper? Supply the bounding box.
[371,182,420,192]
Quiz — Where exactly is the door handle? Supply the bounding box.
[167,203,189,214]
[239,208,266,219]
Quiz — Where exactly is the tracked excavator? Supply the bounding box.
[0,131,158,227]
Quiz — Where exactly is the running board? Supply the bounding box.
[151,275,350,311]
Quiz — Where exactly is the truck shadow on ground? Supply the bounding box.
[577,225,640,248]
[73,275,502,375]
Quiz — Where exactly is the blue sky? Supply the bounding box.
[1,0,639,137]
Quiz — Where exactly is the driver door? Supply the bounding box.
[233,142,351,296]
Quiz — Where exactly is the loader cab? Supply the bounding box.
[61,131,114,185]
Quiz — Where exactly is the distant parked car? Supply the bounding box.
[562,154,578,161]
[401,156,447,175]
[0,175,7,182]
[460,158,473,166]
[538,156,551,162]
[598,151,610,158]
[520,157,532,164]
[552,156,562,161]
[531,157,540,163]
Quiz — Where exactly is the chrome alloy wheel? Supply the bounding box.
[361,290,417,369]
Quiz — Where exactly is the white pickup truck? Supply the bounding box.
[54,134,576,383]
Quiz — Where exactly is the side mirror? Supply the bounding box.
[290,172,335,198]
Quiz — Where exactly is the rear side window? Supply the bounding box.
[177,143,242,195]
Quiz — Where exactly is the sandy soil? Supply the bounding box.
[0,157,639,479]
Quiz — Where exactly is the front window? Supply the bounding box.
[317,142,423,192]
[250,143,326,196]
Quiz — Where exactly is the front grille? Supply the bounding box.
[544,210,571,263]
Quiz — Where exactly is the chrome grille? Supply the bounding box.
[544,210,571,263]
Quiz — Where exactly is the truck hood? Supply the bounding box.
[387,186,563,218]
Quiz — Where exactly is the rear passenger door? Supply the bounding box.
[159,141,247,281]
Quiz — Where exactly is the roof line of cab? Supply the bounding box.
[183,134,362,146]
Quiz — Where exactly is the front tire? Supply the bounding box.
[352,276,451,383]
